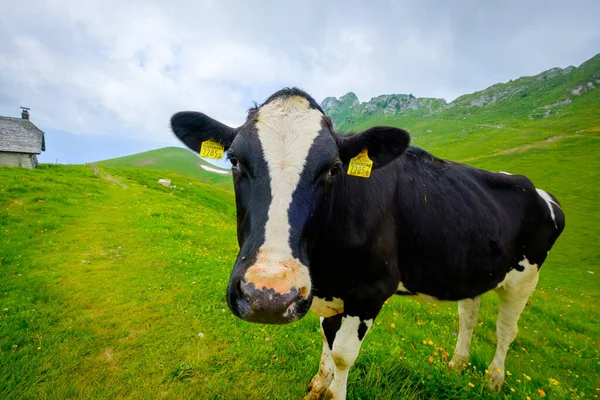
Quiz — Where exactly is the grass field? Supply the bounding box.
[2,56,600,397]
[1,124,599,399]
[98,147,232,190]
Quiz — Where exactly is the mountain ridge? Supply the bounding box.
[322,52,600,131]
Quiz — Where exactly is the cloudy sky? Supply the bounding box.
[1,0,599,163]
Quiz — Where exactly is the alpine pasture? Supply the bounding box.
[2,79,600,399]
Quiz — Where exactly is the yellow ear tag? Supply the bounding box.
[347,148,373,178]
[199,139,224,159]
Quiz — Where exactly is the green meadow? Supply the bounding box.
[99,147,232,190]
[1,129,599,399]
[1,55,600,398]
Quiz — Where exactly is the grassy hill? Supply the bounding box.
[98,147,232,190]
[1,53,599,399]
[324,53,600,164]
[1,134,599,399]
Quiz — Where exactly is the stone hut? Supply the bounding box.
[0,108,45,168]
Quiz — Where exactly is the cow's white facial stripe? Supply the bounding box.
[536,188,560,228]
[246,96,323,295]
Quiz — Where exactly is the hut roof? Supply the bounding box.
[0,116,45,154]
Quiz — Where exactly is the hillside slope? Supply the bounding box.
[324,53,599,131]
[98,147,232,190]
[322,53,600,164]
[1,130,599,399]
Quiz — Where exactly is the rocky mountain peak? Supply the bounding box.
[318,52,600,130]
[339,92,360,107]
[321,92,447,119]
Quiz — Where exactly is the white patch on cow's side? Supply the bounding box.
[396,281,441,302]
[536,188,560,228]
[489,256,539,391]
[327,316,373,400]
[495,257,539,291]
[498,171,512,175]
[311,297,344,317]
[245,96,323,297]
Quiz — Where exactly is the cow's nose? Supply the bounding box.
[239,280,304,323]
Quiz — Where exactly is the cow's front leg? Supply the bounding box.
[323,315,373,400]
[305,316,340,400]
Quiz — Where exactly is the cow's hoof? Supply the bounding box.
[306,377,315,393]
[304,387,327,400]
[448,354,469,370]
[304,376,329,400]
[303,391,323,400]
[488,368,505,392]
[323,388,335,400]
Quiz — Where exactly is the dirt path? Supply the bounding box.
[459,135,570,162]
[99,171,129,188]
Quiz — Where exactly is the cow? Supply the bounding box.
[171,88,565,399]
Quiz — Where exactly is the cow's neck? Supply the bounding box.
[312,170,399,251]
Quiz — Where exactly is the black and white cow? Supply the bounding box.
[171,88,565,399]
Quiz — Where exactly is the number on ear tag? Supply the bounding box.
[347,148,373,178]
[200,139,224,159]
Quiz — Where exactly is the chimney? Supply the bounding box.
[20,106,30,120]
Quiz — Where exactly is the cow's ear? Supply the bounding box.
[171,111,238,152]
[336,126,410,169]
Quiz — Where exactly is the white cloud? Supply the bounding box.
[0,0,599,145]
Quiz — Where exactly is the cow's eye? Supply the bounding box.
[328,162,343,177]
[227,153,238,167]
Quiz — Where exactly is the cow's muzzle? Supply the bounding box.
[227,255,313,324]
[229,281,310,324]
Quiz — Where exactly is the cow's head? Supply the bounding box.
[171,88,409,324]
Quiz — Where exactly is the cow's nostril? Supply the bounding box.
[229,280,310,324]
[239,280,252,297]
[239,281,302,311]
